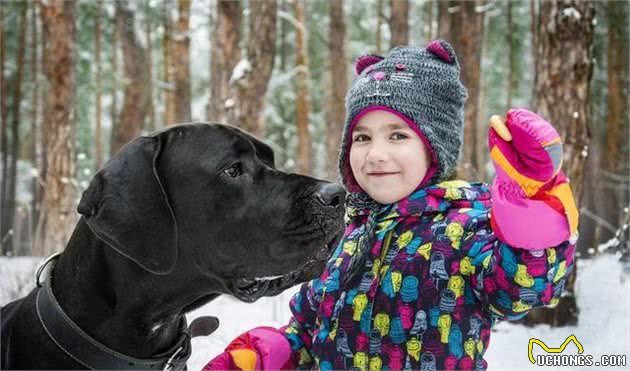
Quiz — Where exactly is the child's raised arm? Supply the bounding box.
[462,109,579,321]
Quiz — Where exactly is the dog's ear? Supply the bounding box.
[78,135,178,275]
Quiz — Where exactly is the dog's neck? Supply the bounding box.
[50,219,208,359]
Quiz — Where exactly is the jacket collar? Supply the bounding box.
[346,180,491,222]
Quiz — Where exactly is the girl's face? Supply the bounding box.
[349,110,432,204]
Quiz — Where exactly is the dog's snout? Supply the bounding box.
[315,183,346,210]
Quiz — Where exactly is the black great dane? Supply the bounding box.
[0,123,345,370]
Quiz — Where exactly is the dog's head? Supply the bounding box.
[78,124,345,305]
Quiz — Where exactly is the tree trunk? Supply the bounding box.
[326,0,347,181]
[376,0,383,54]
[293,0,311,174]
[436,0,452,40]
[110,8,119,156]
[30,1,41,245]
[3,1,28,255]
[227,0,277,138]
[530,0,539,87]
[604,0,628,175]
[523,0,594,327]
[0,3,7,248]
[476,12,490,182]
[506,0,514,109]
[389,0,409,48]
[145,2,156,132]
[38,3,48,236]
[601,0,629,245]
[112,0,150,154]
[209,0,241,124]
[94,0,103,170]
[174,0,191,122]
[34,0,77,257]
[279,0,288,72]
[162,2,176,126]
[425,0,434,42]
[449,0,484,181]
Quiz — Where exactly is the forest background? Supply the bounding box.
[0,0,628,328]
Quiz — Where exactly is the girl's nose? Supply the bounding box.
[365,143,388,164]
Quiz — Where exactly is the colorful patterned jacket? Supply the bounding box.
[283,180,576,371]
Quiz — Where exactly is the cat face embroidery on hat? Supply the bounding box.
[367,70,391,97]
[355,55,415,98]
[367,67,414,97]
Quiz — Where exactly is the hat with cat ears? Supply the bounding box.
[354,39,459,76]
[340,39,467,196]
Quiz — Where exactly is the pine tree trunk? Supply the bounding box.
[209,0,241,124]
[389,0,409,48]
[0,3,7,248]
[112,0,150,154]
[174,0,191,122]
[30,1,41,245]
[436,0,452,40]
[476,13,489,181]
[34,0,77,257]
[293,0,311,174]
[602,0,629,244]
[94,0,103,170]
[449,0,484,181]
[376,0,383,54]
[38,5,48,233]
[530,0,539,87]
[145,3,156,132]
[523,0,594,327]
[425,0,434,42]
[227,0,277,138]
[3,2,28,255]
[604,0,628,175]
[326,0,347,181]
[279,0,288,72]
[110,10,118,156]
[162,2,176,126]
[506,0,514,109]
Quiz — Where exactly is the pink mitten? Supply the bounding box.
[203,327,293,371]
[488,109,579,250]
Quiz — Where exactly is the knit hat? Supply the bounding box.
[339,40,468,194]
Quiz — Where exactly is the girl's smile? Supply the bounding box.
[367,172,401,177]
[349,109,433,204]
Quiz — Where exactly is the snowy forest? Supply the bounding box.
[0,0,629,357]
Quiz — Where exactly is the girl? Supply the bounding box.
[205,40,578,371]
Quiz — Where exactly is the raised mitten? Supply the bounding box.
[488,109,579,249]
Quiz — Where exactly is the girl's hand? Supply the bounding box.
[488,109,563,197]
[487,109,578,250]
[203,327,293,371]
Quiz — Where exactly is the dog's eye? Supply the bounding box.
[224,162,243,178]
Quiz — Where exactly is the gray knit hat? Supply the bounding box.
[339,40,468,194]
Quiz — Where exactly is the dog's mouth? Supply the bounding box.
[231,231,342,303]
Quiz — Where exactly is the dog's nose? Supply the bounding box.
[315,183,346,210]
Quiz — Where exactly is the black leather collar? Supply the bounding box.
[35,255,191,370]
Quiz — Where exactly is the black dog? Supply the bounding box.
[1,123,345,370]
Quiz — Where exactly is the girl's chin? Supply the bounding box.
[365,188,411,204]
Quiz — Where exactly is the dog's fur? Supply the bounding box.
[1,123,345,369]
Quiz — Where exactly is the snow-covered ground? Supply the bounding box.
[1,254,628,370]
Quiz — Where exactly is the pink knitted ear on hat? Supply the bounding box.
[426,40,455,64]
[355,54,384,75]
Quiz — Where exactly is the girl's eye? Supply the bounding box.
[223,162,243,178]
[353,134,370,142]
[391,132,409,140]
